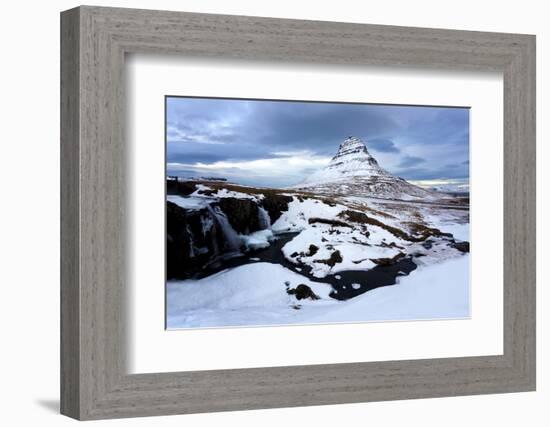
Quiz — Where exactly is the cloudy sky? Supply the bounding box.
[166,96,469,189]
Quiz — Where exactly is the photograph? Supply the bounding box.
[165,97,471,329]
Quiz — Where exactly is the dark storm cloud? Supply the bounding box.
[166,98,404,157]
[396,163,469,181]
[367,138,400,153]
[398,155,425,168]
[167,140,269,164]
[166,97,470,187]
[246,102,399,154]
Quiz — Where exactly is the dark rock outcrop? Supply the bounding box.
[166,179,197,196]
[314,250,343,267]
[260,193,293,223]
[287,284,320,301]
[306,244,319,256]
[308,217,351,228]
[405,222,453,241]
[197,188,217,196]
[371,251,406,266]
[166,201,224,279]
[450,241,470,253]
[218,198,263,234]
[289,244,319,260]
[167,196,277,278]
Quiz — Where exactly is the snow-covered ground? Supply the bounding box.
[167,194,210,210]
[166,178,470,329]
[274,199,401,277]
[271,196,467,278]
[167,256,469,329]
[271,198,344,233]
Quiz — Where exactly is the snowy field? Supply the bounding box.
[167,255,469,329]
[166,188,470,329]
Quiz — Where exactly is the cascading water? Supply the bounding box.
[206,204,242,253]
[257,205,271,230]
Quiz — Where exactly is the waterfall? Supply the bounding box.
[257,205,271,230]
[206,204,242,253]
[185,224,196,258]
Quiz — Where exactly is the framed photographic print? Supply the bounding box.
[61,6,536,420]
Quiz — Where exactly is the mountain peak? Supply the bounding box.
[303,136,387,182]
[328,136,380,171]
[292,136,436,200]
[336,136,368,156]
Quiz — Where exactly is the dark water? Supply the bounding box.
[195,232,417,301]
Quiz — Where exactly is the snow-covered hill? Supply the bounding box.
[292,136,438,200]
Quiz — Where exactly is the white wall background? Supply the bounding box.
[0,0,546,425]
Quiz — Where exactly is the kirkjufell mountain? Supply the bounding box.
[293,136,436,200]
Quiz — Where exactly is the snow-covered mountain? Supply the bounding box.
[292,136,437,200]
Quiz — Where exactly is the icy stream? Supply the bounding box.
[196,232,417,301]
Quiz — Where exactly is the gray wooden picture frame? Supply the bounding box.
[60,5,536,420]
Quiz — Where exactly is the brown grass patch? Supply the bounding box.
[338,210,410,240]
[371,252,406,266]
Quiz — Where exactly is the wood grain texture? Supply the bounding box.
[60,7,80,419]
[60,5,536,420]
